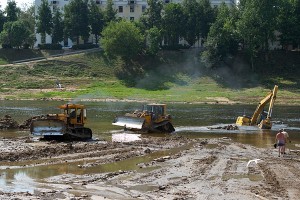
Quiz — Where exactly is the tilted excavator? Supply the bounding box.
[236,85,278,129]
[30,104,92,140]
[112,103,175,133]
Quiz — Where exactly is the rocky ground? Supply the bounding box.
[0,135,300,200]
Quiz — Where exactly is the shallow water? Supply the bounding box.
[0,100,299,192]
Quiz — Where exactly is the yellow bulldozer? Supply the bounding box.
[236,85,278,129]
[30,104,92,140]
[112,103,175,133]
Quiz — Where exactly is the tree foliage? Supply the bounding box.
[52,9,64,44]
[104,0,117,25]
[0,6,5,33]
[201,3,239,67]
[101,20,144,63]
[182,0,199,46]
[0,20,30,48]
[64,0,90,44]
[36,0,52,44]
[89,0,104,44]
[146,26,161,55]
[5,1,20,22]
[277,0,300,49]
[142,0,163,30]
[162,3,185,46]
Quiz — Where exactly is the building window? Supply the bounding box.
[96,0,100,4]
[130,17,134,21]
[142,5,146,12]
[51,0,58,4]
[119,6,123,13]
[164,0,170,3]
[130,5,134,12]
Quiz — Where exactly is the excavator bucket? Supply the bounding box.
[112,116,145,130]
[30,119,66,136]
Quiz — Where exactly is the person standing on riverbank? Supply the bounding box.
[282,129,291,154]
[275,129,286,157]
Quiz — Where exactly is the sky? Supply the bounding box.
[0,0,34,10]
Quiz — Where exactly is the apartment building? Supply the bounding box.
[34,0,237,47]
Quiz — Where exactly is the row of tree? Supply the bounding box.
[202,0,300,68]
[1,0,300,69]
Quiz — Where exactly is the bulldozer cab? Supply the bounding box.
[59,104,87,125]
[143,104,167,121]
[144,104,166,115]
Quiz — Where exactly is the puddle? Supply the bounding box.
[0,142,195,192]
[222,174,264,181]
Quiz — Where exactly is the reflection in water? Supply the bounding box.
[0,171,35,193]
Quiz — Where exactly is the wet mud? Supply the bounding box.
[0,135,300,200]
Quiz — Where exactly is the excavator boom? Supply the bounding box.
[236,85,278,129]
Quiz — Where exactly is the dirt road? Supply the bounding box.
[0,136,299,200]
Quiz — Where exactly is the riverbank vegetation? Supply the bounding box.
[0,50,299,105]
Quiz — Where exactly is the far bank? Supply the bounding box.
[0,49,299,105]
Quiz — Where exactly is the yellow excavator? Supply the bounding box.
[112,103,175,133]
[236,85,278,129]
[30,104,92,140]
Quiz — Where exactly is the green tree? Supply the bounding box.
[182,0,199,46]
[0,6,5,33]
[237,0,280,68]
[0,20,30,49]
[52,9,64,44]
[19,5,36,48]
[201,3,239,67]
[64,0,90,44]
[36,0,52,44]
[104,0,117,25]
[162,3,185,46]
[146,26,161,55]
[141,0,163,30]
[89,0,104,44]
[5,1,20,22]
[198,0,215,39]
[278,0,300,49]
[101,20,144,63]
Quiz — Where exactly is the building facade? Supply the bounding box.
[34,0,237,47]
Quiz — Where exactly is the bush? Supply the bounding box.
[71,44,99,50]
[38,43,62,50]
[2,44,12,49]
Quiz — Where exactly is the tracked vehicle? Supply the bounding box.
[112,104,175,133]
[30,104,92,140]
[236,85,278,129]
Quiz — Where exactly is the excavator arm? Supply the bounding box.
[236,85,278,129]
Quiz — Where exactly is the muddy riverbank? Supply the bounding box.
[0,135,299,200]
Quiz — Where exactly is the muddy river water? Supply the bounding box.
[0,100,299,193]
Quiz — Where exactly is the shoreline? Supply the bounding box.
[0,97,299,106]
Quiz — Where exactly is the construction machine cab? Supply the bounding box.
[144,104,166,121]
[59,104,87,126]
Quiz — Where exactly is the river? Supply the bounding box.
[0,100,299,193]
[0,100,299,148]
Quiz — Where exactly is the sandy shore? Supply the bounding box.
[0,135,299,199]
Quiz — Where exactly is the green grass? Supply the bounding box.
[0,49,299,104]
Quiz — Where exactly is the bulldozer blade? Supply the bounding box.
[112,116,145,130]
[30,119,66,136]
